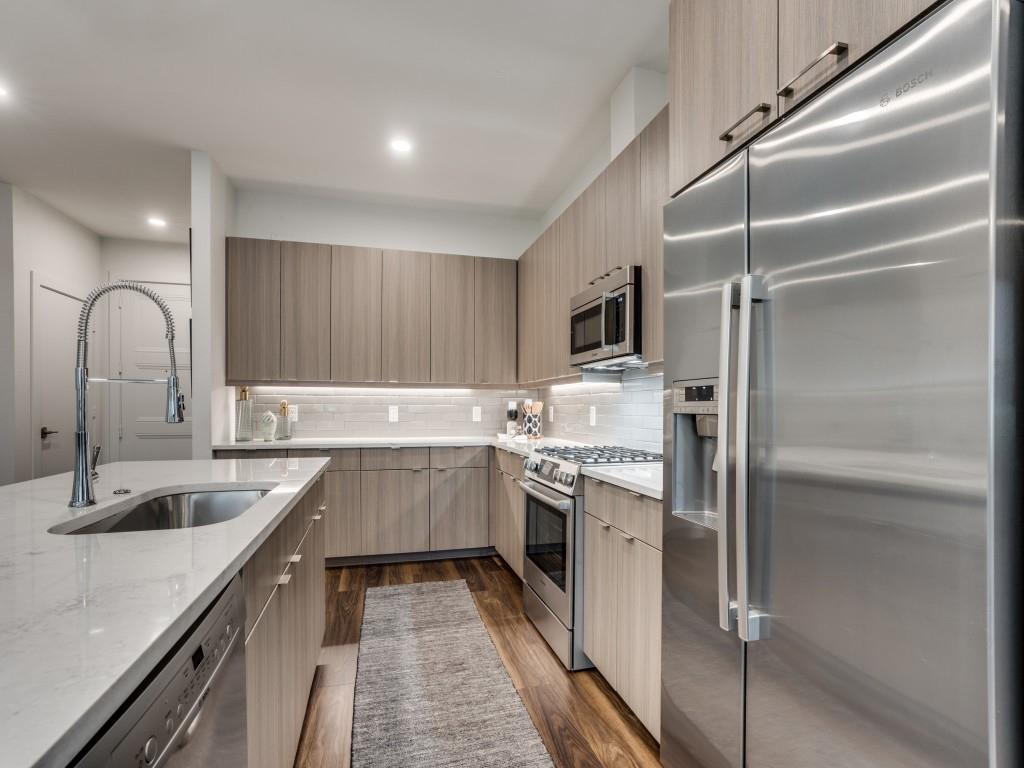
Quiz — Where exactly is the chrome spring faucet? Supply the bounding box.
[70,281,185,507]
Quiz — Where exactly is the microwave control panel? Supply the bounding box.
[673,378,718,416]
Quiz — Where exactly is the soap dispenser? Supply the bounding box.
[235,386,253,442]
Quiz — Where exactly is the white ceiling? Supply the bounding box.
[0,1,669,243]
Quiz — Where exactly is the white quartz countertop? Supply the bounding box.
[0,457,329,768]
[582,465,663,500]
[214,435,664,499]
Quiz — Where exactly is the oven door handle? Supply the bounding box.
[517,479,572,511]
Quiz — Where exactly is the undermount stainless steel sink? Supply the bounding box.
[57,489,269,535]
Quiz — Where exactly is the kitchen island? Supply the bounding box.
[0,457,328,768]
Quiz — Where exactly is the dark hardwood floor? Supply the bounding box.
[293,556,661,768]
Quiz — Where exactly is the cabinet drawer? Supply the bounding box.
[585,478,662,550]
[215,449,288,460]
[288,448,360,472]
[430,445,489,469]
[493,447,524,479]
[360,447,430,470]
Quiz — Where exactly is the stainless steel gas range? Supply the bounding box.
[520,444,662,670]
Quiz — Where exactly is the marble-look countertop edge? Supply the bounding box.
[3,458,329,768]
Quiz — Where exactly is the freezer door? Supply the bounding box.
[744,0,992,766]
[661,153,747,768]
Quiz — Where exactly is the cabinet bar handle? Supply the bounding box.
[600,523,611,530]
[288,554,302,563]
[778,41,848,96]
[719,103,771,142]
[629,490,642,498]
[277,574,292,586]
[312,514,323,521]
[318,504,327,512]
[617,532,635,542]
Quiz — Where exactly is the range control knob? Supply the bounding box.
[143,736,159,764]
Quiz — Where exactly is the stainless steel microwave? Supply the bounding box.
[569,265,642,369]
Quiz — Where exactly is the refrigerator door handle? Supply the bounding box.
[736,274,767,642]
[717,281,740,632]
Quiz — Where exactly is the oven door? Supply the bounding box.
[569,284,638,367]
[521,479,574,627]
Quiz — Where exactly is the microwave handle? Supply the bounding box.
[600,293,610,350]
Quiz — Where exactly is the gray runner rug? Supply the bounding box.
[351,579,553,768]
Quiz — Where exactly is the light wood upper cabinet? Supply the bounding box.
[330,245,382,382]
[431,253,475,383]
[281,241,331,382]
[579,173,607,288]
[381,249,431,383]
[429,467,489,550]
[604,138,642,275]
[640,107,669,363]
[361,469,430,555]
[669,0,778,195]
[517,243,537,385]
[227,237,281,382]
[778,0,934,111]
[474,257,517,384]
[559,201,582,376]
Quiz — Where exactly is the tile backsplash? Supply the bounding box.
[247,387,533,438]
[538,374,664,453]
[242,374,664,451]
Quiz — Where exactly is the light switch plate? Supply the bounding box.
[472,406,482,422]
[589,406,597,426]
[388,405,399,423]
[548,406,554,422]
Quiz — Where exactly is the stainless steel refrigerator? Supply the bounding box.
[661,0,1022,766]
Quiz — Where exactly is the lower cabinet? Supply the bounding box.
[493,468,525,579]
[429,467,489,550]
[583,510,662,740]
[361,469,430,555]
[324,470,362,557]
[244,481,326,768]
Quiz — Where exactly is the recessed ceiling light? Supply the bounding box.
[389,136,413,155]
[147,216,167,228]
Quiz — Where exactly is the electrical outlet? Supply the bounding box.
[589,406,597,426]
[548,406,554,422]
[288,404,298,423]
[472,406,482,422]
[388,405,399,423]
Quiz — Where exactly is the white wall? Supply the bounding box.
[10,188,103,482]
[0,184,14,484]
[101,237,190,284]
[190,151,234,458]
[233,184,540,260]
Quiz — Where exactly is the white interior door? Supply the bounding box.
[31,275,92,479]
[112,282,192,461]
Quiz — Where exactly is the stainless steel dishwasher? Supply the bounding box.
[73,574,247,767]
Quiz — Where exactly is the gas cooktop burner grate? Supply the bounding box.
[535,445,663,465]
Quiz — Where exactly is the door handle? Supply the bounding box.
[40,426,60,439]
[778,41,849,97]
[717,282,740,632]
[719,103,771,142]
[736,274,767,642]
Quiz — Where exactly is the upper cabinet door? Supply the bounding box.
[557,205,580,377]
[430,253,475,383]
[331,245,382,382]
[669,0,778,195]
[382,249,431,383]
[474,257,517,384]
[579,173,607,288]
[640,107,669,364]
[604,137,641,275]
[778,0,935,111]
[281,241,331,381]
[227,237,281,382]
[517,244,536,384]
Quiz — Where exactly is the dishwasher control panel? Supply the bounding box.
[72,576,244,768]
